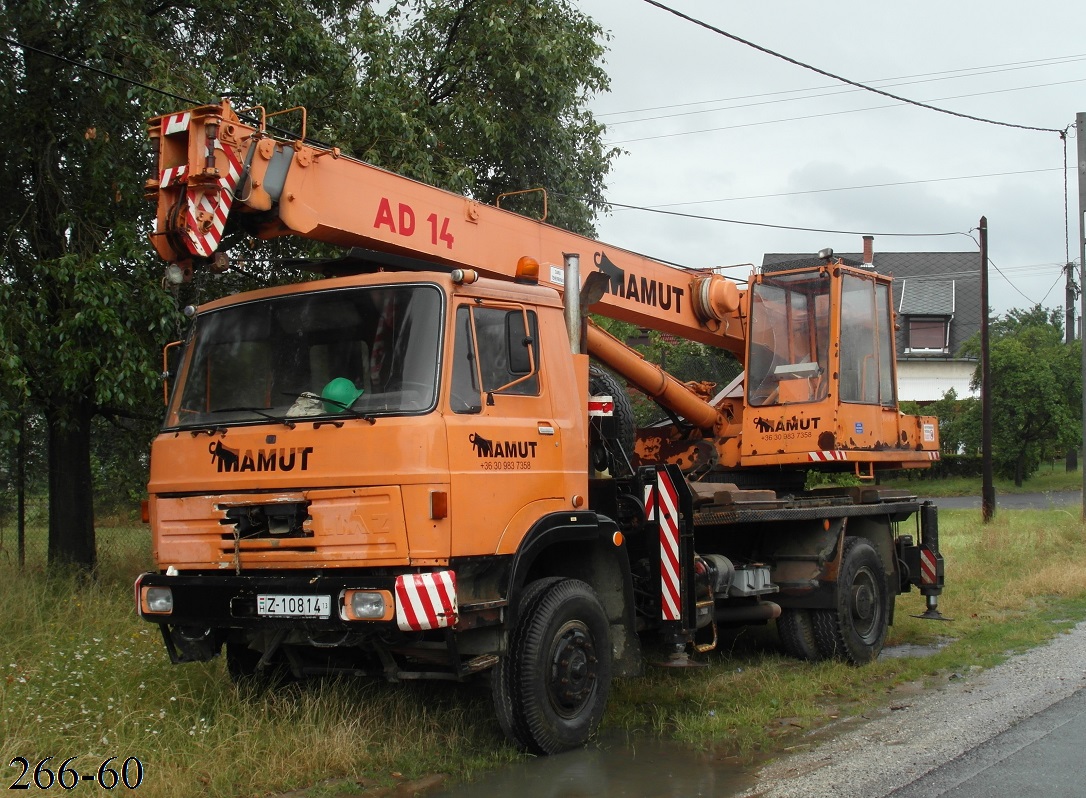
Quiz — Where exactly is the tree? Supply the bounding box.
[960,306,1081,486]
[924,389,980,457]
[0,0,614,569]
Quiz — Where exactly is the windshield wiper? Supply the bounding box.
[188,425,228,437]
[209,407,297,430]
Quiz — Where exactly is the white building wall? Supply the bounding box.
[896,360,977,403]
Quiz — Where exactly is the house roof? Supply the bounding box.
[899,277,955,316]
[761,250,982,360]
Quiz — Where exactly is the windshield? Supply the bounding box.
[165,284,443,429]
[747,270,831,407]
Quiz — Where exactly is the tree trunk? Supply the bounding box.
[47,398,96,571]
[1014,455,1025,488]
[17,415,26,568]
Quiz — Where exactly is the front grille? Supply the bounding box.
[219,502,311,542]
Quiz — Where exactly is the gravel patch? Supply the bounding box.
[736,621,1086,798]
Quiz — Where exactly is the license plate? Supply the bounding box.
[257,594,331,619]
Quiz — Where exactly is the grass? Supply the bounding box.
[3,508,1086,796]
[881,462,1083,497]
[0,539,517,798]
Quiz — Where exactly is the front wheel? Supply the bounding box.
[492,578,612,754]
[812,537,890,664]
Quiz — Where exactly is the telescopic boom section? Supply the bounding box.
[145,99,746,354]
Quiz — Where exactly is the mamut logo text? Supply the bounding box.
[753,416,822,434]
[468,433,537,459]
[594,251,684,314]
[209,441,315,472]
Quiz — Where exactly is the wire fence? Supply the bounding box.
[0,496,151,571]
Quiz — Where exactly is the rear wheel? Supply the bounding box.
[812,537,889,664]
[492,578,612,754]
[777,608,822,661]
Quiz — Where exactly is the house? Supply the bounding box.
[761,236,981,404]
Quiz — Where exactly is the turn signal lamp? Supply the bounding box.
[340,589,394,621]
[515,256,540,283]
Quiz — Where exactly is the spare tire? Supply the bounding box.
[588,364,635,472]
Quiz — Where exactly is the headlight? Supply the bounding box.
[141,586,174,615]
[340,589,393,621]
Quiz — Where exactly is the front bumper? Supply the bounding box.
[135,569,458,633]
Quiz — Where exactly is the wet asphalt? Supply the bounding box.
[888,687,1086,797]
[921,490,1082,511]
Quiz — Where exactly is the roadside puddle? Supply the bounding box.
[422,731,757,798]
[416,638,957,798]
[880,636,955,659]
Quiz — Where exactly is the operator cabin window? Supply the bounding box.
[899,278,954,356]
[450,306,540,413]
[838,274,896,407]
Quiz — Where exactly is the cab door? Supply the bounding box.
[443,302,571,557]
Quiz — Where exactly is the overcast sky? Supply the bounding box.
[578,0,1086,316]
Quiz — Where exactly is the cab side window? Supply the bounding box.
[450,306,539,413]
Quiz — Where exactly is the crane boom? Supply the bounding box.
[147,100,745,354]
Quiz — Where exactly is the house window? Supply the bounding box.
[906,317,950,354]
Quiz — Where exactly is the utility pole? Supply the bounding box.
[980,216,994,523]
[1067,262,1077,472]
[1078,112,1086,520]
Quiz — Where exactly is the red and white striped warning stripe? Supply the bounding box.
[925,451,941,460]
[920,550,938,586]
[808,450,848,462]
[160,165,188,188]
[395,570,458,631]
[656,470,681,622]
[588,395,614,416]
[183,138,243,257]
[163,112,190,136]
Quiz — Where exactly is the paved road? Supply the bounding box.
[923,490,1081,510]
[739,621,1086,797]
[890,688,1086,797]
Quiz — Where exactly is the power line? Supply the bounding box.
[606,79,1086,145]
[602,56,1086,127]
[1039,269,1067,305]
[0,35,198,107]
[639,0,1067,136]
[617,167,1064,210]
[1,35,324,145]
[597,53,1086,119]
[892,263,1065,281]
[598,199,970,239]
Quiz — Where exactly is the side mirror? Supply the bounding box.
[161,341,182,405]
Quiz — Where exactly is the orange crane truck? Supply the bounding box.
[135,100,945,754]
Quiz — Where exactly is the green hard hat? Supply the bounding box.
[321,378,364,413]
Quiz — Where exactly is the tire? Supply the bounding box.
[777,608,822,661]
[491,577,562,749]
[493,578,612,754]
[588,365,635,472]
[812,537,890,664]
